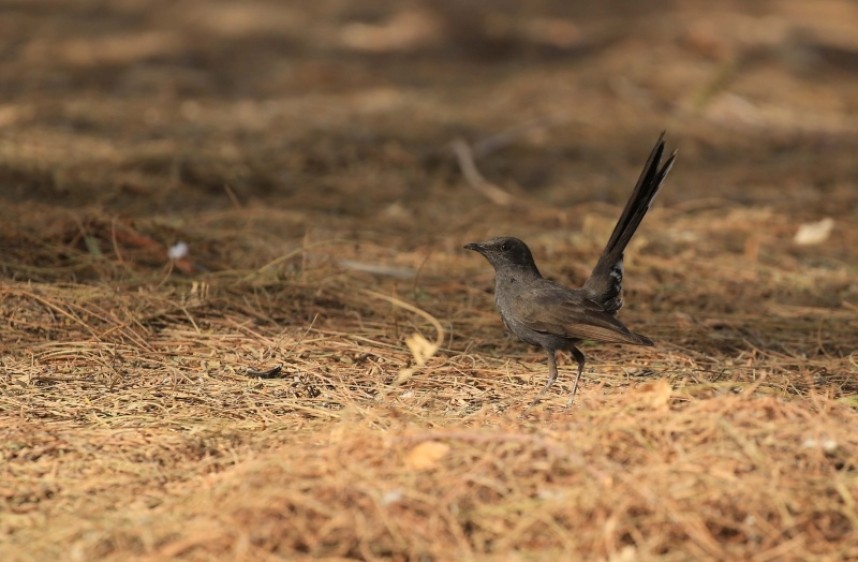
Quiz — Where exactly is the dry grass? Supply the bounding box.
[2,1,858,560]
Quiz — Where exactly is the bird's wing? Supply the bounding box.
[510,283,653,345]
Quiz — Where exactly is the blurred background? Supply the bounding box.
[0,0,856,285]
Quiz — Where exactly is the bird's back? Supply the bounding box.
[499,276,652,349]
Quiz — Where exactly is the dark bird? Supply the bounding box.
[465,133,676,409]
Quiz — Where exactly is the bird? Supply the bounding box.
[464,132,676,409]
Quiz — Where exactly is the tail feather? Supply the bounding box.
[584,132,676,313]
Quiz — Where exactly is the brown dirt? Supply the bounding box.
[1,1,857,560]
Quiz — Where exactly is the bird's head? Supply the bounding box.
[464,236,539,273]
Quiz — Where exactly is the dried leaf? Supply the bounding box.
[404,441,450,471]
[405,333,438,367]
[635,379,673,409]
[794,217,834,245]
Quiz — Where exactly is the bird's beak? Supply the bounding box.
[464,242,487,254]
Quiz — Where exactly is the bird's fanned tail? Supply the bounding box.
[584,132,676,313]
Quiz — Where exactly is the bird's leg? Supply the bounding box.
[524,349,558,413]
[566,346,586,408]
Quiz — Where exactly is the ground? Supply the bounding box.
[1,1,857,560]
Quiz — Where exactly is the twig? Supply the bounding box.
[450,138,513,206]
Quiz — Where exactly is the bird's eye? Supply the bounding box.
[500,242,510,252]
